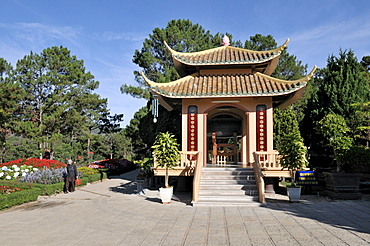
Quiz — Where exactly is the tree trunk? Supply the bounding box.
[165,168,169,188]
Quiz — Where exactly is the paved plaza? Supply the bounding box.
[1,170,369,246]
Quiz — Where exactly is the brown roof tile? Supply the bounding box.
[165,39,289,66]
[143,67,317,98]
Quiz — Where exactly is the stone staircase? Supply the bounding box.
[192,167,260,206]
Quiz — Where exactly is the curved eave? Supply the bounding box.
[141,71,197,88]
[255,65,317,85]
[164,39,289,66]
[142,66,316,99]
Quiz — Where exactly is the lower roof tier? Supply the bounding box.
[142,66,316,98]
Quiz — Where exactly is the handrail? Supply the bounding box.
[253,152,266,204]
[254,150,281,170]
[192,152,202,202]
[153,151,199,168]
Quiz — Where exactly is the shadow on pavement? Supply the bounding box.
[109,181,137,195]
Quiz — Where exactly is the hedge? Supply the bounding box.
[32,183,64,196]
[0,188,40,210]
[0,170,112,210]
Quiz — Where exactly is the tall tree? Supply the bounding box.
[0,58,24,162]
[121,19,228,99]
[98,113,124,159]
[13,46,107,159]
[313,49,369,122]
[273,107,301,150]
[302,49,369,154]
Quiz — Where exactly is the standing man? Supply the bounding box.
[64,159,78,193]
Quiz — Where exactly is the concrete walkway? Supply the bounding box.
[1,170,370,246]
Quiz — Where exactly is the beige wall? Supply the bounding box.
[181,97,274,166]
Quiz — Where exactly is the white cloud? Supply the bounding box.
[94,31,147,42]
[290,15,370,45]
[0,22,82,46]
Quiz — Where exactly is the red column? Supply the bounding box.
[256,105,267,151]
[187,106,198,153]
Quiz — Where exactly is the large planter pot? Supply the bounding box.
[159,186,173,204]
[287,187,301,202]
[323,172,362,199]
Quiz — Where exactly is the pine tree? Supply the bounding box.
[121,19,228,99]
[13,46,107,159]
[315,49,369,121]
[0,58,24,162]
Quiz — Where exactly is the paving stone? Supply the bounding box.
[1,169,370,246]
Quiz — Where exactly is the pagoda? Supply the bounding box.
[142,36,316,203]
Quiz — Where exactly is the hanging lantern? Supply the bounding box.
[152,95,158,123]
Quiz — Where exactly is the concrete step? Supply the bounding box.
[197,194,258,201]
[202,170,254,175]
[192,200,261,207]
[199,189,258,196]
[195,167,260,206]
[201,175,255,180]
[202,167,253,171]
[200,180,256,185]
[199,183,257,190]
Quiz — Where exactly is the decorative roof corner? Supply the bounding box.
[254,65,317,85]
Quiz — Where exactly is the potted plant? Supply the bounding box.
[152,132,180,204]
[279,132,308,202]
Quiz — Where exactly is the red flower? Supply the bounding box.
[0,158,66,169]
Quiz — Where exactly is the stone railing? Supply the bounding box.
[253,152,266,204]
[190,152,203,202]
[180,151,199,168]
[153,151,199,168]
[254,150,281,170]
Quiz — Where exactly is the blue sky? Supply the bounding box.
[1,0,369,126]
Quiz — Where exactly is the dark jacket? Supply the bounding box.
[66,164,78,178]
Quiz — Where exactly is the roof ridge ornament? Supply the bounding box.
[222,35,230,46]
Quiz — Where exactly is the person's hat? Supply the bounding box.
[68,159,73,164]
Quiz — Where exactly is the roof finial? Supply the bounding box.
[222,35,230,46]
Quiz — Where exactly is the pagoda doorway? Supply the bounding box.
[207,106,245,166]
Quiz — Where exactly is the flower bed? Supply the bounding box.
[1,158,66,169]
[0,158,135,210]
[19,167,66,184]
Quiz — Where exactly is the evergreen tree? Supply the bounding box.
[12,46,107,159]
[0,58,24,162]
[121,19,228,99]
[314,49,369,122]
[273,107,301,151]
[98,113,124,159]
[302,50,369,153]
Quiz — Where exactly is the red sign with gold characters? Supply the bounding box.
[256,105,267,151]
[187,106,198,152]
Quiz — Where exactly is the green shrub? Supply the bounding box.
[0,180,33,193]
[0,188,40,210]
[78,167,100,176]
[32,183,64,196]
[341,146,370,173]
[0,168,112,210]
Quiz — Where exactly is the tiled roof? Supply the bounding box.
[142,66,316,98]
[164,39,289,66]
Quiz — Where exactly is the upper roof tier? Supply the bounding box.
[165,39,289,76]
[165,39,289,66]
